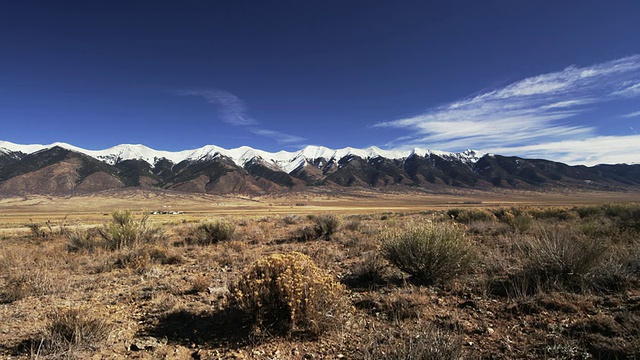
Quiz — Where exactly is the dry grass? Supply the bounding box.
[362,324,464,360]
[2,201,640,359]
[40,307,111,355]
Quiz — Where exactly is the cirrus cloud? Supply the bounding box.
[376,55,640,165]
[176,89,306,147]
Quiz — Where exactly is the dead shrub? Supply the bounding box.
[518,227,608,291]
[355,293,423,322]
[114,245,183,273]
[26,220,48,239]
[294,225,318,242]
[344,219,362,231]
[1,274,31,303]
[224,240,247,253]
[342,233,379,252]
[381,221,473,285]
[114,248,152,273]
[491,227,613,297]
[591,246,640,293]
[190,275,210,293]
[282,214,302,225]
[229,252,348,337]
[1,270,56,304]
[348,252,388,285]
[467,220,512,236]
[42,307,110,354]
[147,245,184,265]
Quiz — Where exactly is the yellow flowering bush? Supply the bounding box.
[230,252,347,337]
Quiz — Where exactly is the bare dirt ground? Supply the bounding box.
[1,189,639,359]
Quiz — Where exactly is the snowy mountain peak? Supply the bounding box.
[0,140,483,174]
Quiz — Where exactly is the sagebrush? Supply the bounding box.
[381,221,473,285]
[187,220,235,245]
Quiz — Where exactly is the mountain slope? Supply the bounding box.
[0,149,24,169]
[0,141,638,195]
[0,146,124,195]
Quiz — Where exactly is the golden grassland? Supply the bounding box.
[2,188,639,232]
[1,189,640,359]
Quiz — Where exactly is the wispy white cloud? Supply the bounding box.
[613,82,640,97]
[622,110,640,118]
[483,135,640,165]
[176,89,257,126]
[176,89,306,146]
[251,129,306,145]
[376,55,640,165]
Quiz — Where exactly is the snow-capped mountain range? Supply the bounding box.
[1,140,639,196]
[0,140,480,174]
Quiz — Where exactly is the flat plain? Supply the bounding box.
[2,188,638,231]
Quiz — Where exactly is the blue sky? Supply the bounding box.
[1,1,640,165]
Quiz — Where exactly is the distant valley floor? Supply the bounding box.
[1,187,640,235]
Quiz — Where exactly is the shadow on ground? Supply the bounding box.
[143,308,252,349]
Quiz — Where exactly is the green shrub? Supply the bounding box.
[492,207,533,233]
[601,203,635,218]
[575,205,602,218]
[381,222,473,285]
[67,228,102,253]
[100,210,164,250]
[528,207,575,221]
[187,220,235,246]
[447,208,493,223]
[313,214,340,240]
[229,252,347,337]
[609,204,640,232]
[293,214,341,241]
[579,219,619,239]
[65,211,163,252]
